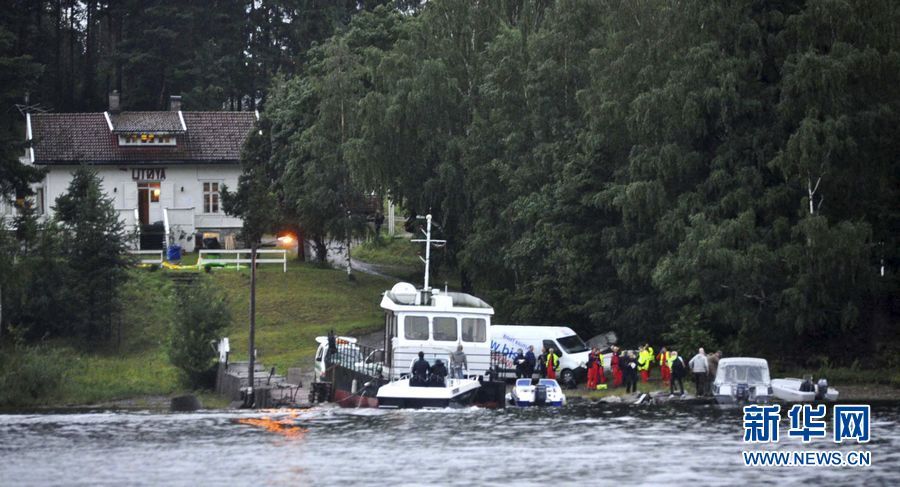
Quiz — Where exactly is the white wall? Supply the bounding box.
[40,164,243,251]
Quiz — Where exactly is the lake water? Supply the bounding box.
[2,402,897,486]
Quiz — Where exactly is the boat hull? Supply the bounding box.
[376,378,482,409]
[514,400,564,407]
[333,388,380,408]
[714,394,770,405]
[378,389,478,409]
[771,378,816,402]
[771,378,840,402]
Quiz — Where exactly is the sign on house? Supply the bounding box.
[131,168,167,181]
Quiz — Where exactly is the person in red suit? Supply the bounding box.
[546,348,559,380]
[657,347,671,386]
[586,348,599,390]
[611,346,622,387]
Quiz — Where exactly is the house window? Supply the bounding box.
[33,188,45,215]
[203,182,220,213]
[118,134,176,146]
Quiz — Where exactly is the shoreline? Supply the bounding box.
[4,382,897,413]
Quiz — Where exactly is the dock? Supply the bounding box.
[216,360,310,408]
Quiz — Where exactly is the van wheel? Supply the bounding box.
[560,369,575,386]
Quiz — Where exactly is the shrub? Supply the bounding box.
[167,277,231,389]
[0,343,70,407]
[663,320,718,357]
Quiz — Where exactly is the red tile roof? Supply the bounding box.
[109,111,185,133]
[29,111,257,165]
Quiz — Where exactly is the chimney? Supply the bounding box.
[169,95,182,112]
[108,90,121,113]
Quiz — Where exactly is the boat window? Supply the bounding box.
[433,317,458,341]
[556,335,589,354]
[724,365,770,383]
[315,347,323,361]
[404,316,429,340]
[461,318,486,342]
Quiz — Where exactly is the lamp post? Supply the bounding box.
[246,242,257,407]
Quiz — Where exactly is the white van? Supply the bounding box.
[491,325,592,384]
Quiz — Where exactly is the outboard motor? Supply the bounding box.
[735,383,751,402]
[816,378,828,400]
[534,385,548,406]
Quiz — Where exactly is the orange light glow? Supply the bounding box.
[277,234,296,246]
[235,411,306,438]
[152,188,161,198]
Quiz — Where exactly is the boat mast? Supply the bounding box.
[411,214,445,291]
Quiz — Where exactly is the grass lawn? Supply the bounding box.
[63,348,181,405]
[2,258,392,408]
[353,235,421,270]
[215,259,392,373]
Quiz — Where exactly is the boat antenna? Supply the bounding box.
[411,214,446,291]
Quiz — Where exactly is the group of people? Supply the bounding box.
[409,345,469,387]
[685,347,721,397]
[585,344,722,397]
[512,346,563,381]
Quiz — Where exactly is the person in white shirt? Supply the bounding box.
[688,348,709,396]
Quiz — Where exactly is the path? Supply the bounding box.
[323,238,405,280]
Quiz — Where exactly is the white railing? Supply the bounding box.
[163,208,170,250]
[129,249,163,265]
[197,249,287,272]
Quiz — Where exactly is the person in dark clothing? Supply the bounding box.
[514,349,527,378]
[429,359,448,387]
[800,375,815,393]
[326,329,337,367]
[536,347,548,378]
[404,211,418,233]
[622,351,638,393]
[374,211,385,236]
[524,346,537,378]
[669,351,687,396]
[411,351,431,386]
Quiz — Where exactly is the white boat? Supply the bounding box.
[771,378,839,402]
[712,357,772,405]
[372,214,505,409]
[507,378,566,407]
[377,376,482,409]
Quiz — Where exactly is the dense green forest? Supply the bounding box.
[2,1,898,367]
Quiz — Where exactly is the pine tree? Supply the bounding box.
[53,166,131,341]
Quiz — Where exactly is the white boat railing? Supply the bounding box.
[129,249,164,265]
[197,249,288,272]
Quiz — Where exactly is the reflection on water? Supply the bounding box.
[1,402,897,486]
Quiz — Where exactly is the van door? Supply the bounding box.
[314,344,325,379]
[542,339,557,355]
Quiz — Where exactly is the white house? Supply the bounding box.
[7,93,257,252]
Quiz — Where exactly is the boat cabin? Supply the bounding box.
[380,282,494,379]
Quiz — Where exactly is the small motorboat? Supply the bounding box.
[712,357,772,405]
[507,378,567,407]
[772,377,839,402]
[376,376,481,409]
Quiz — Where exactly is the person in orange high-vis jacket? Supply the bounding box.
[657,347,671,386]
[611,346,622,387]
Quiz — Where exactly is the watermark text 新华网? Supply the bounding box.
[741,404,871,467]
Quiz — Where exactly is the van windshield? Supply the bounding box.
[556,335,588,354]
